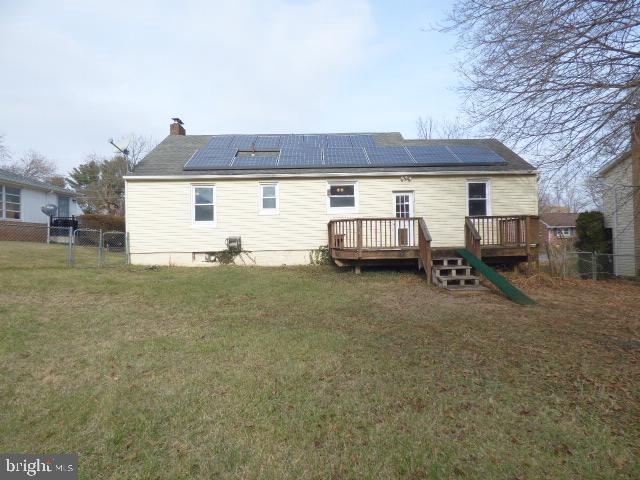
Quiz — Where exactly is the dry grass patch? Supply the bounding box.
[0,244,638,478]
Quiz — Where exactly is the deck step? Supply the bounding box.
[432,265,473,277]
[442,284,490,292]
[432,256,463,267]
[431,255,486,291]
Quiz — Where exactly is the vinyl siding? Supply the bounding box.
[602,157,636,276]
[125,174,538,262]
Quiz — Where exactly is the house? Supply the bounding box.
[0,168,81,224]
[125,119,539,278]
[597,118,640,276]
[539,212,579,247]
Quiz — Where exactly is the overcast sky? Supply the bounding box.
[0,0,461,174]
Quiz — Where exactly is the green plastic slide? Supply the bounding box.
[456,248,536,305]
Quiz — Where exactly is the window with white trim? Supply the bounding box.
[468,181,489,217]
[260,183,278,214]
[327,182,357,212]
[1,185,21,220]
[557,227,575,237]
[193,185,215,223]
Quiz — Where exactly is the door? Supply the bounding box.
[394,192,414,246]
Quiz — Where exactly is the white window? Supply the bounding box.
[327,182,358,213]
[467,181,490,217]
[259,183,279,215]
[192,185,216,224]
[557,227,574,237]
[1,185,21,220]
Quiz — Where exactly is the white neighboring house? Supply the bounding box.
[598,149,639,276]
[124,120,539,267]
[0,168,81,224]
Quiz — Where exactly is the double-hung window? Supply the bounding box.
[468,181,490,217]
[1,185,21,220]
[193,185,216,224]
[327,182,357,213]
[260,183,279,215]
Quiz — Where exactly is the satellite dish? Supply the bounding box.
[41,204,58,217]
[108,136,131,156]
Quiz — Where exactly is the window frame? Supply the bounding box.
[466,180,491,217]
[58,195,70,217]
[327,181,358,214]
[191,184,216,226]
[259,182,279,215]
[1,184,21,220]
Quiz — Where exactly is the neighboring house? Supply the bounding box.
[539,212,579,247]
[124,120,539,268]
[0,168,81,224]
[598,147,639,276]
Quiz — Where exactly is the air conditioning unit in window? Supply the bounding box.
[226,236,242,251]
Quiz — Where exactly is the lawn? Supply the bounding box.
[1,242,639,479]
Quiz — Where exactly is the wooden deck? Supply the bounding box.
[328,215,539,275]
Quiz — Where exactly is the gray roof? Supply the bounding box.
[130,133,536,177]
[0,167,75,195]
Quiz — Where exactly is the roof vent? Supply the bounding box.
[170,118,186,136]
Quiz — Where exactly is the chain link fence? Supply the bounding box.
[541,249,637,280]
[0,221,128,269]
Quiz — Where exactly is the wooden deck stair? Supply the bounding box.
[431,256,487,291]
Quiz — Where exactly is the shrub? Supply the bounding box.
[77,214,125,232]
[575,211,609,253]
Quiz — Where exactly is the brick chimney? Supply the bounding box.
[170,117,186,136]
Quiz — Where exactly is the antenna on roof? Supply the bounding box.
[108,136,131,157]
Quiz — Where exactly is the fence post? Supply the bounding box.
[592,252,597,281]
[99,230,104,267]
[67,227,73,267]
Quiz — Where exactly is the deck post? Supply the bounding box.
[356,219,363,259]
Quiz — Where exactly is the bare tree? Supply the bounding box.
[110,133,157,170]
[2,150,58,181]
[538,175,592,213]
[442,1,640,172]
[416,116,466,139]
[0,134,10,164]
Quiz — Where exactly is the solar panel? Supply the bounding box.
[232,154,279,169]
[365,147,415,166]
[254,136,282,149]
[350,135,376,148]
[207,136,233,148]
[447,145,506,164]
[184,135,508,171]
[229,135,256,149]
[304,135,327,148]
[407,146,460,165]
[324,147,369,167]
[184,146,236,170]
[278,147,323,167]
[326,135,353,148]
[281,134,305,147]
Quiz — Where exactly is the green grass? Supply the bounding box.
[1,241,639,478]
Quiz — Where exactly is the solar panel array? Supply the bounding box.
[184,135,507,170]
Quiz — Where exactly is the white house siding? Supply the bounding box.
[126,173,538,266]
[602,156,636,276]
[2,188,80,224]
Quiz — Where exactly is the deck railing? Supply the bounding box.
[329,217,420,251]
[417,218,433,284]
[467,215,539,247]
[464,217,482,258]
